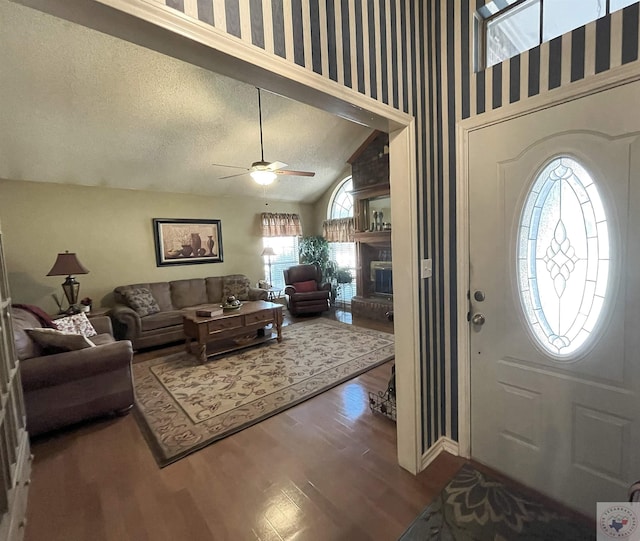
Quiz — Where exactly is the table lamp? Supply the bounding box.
[47,251,89,310]
[261,246,275,286]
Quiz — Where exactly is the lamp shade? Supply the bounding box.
[47,251,89,276]
[261,247,276,257]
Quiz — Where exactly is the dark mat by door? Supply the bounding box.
[399,464,595,540]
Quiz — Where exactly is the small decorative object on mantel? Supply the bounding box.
[153,218,224,267]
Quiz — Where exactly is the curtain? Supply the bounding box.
[322,217,355,242]
[261,213,303,237]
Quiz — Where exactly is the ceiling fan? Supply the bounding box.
[212,87,316,185]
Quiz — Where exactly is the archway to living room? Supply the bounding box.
[15,0,421,473]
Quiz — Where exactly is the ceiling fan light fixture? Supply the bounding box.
[250,170,277,185]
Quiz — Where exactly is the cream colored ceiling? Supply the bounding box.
[0,1,372,203]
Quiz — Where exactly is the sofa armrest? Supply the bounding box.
[284,285,296,296]
[21,340,134,392]
[319,282,332,292]
[89,316,113,336]
[248,287,268,301]
[110,303,141,341]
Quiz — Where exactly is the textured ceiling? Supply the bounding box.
[0,1,372,203]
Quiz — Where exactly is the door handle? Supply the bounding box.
[471,313,486,326]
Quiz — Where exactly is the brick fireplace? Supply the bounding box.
[349,131,393,322]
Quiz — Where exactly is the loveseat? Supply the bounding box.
[12,307,134,437]
[110,274,268,349]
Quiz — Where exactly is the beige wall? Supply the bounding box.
[0,179,313,313]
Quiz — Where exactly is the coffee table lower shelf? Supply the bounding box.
[185,329,279,361]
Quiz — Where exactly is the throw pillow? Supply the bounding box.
[54,312,97,337]
[292,280,317,293]
[222,276,250,301]
[26,328,95,351]
[121,287,161,317]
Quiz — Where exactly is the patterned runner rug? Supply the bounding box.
[399,464,595,540]
[133,319,395,466]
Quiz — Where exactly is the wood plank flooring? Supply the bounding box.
[24,308,592,539]
[24,309,468,541]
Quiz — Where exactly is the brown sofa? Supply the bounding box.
[110,274,268,349]
[12,307,134,437]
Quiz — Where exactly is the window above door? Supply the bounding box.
[479,0,638,70]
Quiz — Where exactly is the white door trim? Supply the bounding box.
[22,0,423,473]
[456,62,640,459]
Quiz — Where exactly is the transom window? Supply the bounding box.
[328,177,354,219]
[481,0,637,69]
[517,156,610,358]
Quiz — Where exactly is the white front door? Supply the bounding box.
[468,79,640,517]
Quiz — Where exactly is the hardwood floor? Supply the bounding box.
[25,308,468,541]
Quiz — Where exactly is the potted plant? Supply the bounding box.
[298,236,330,276]
[298,236,352,304]
[333,266,353,303]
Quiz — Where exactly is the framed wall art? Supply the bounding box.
[153,218,224,266]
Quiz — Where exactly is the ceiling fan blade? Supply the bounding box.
[275,170,316,177]
[219,172,249,180]
[212,163,250,171]
[266,161,287,171]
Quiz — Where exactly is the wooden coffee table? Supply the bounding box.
[183,300,283,364]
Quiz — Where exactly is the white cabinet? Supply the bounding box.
[0,220,31,541]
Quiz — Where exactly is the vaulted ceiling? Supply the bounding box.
[0,1,372,203]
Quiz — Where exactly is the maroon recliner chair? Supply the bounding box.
[283,264,331,316]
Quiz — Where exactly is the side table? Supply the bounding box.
[51,307,111,319]
[87,307,111,319]
[265,288,282,301]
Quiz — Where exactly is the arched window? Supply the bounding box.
[327,177,356,305]
[517,156,610,358]
[328,177,353,219]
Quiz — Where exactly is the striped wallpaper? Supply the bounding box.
[152,0,640,454]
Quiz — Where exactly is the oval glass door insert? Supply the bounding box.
[517,156,610,358]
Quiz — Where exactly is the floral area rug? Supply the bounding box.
[399,464,595,540]
[133,319,394,466]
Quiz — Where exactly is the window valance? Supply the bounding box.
[322,217,355,243]
[261,213,303,237]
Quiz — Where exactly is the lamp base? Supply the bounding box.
[61,275,80,307]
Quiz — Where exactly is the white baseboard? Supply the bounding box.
[420,436,460,470]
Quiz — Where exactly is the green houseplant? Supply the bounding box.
[298,235,330,275]
[298,236,352,303]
